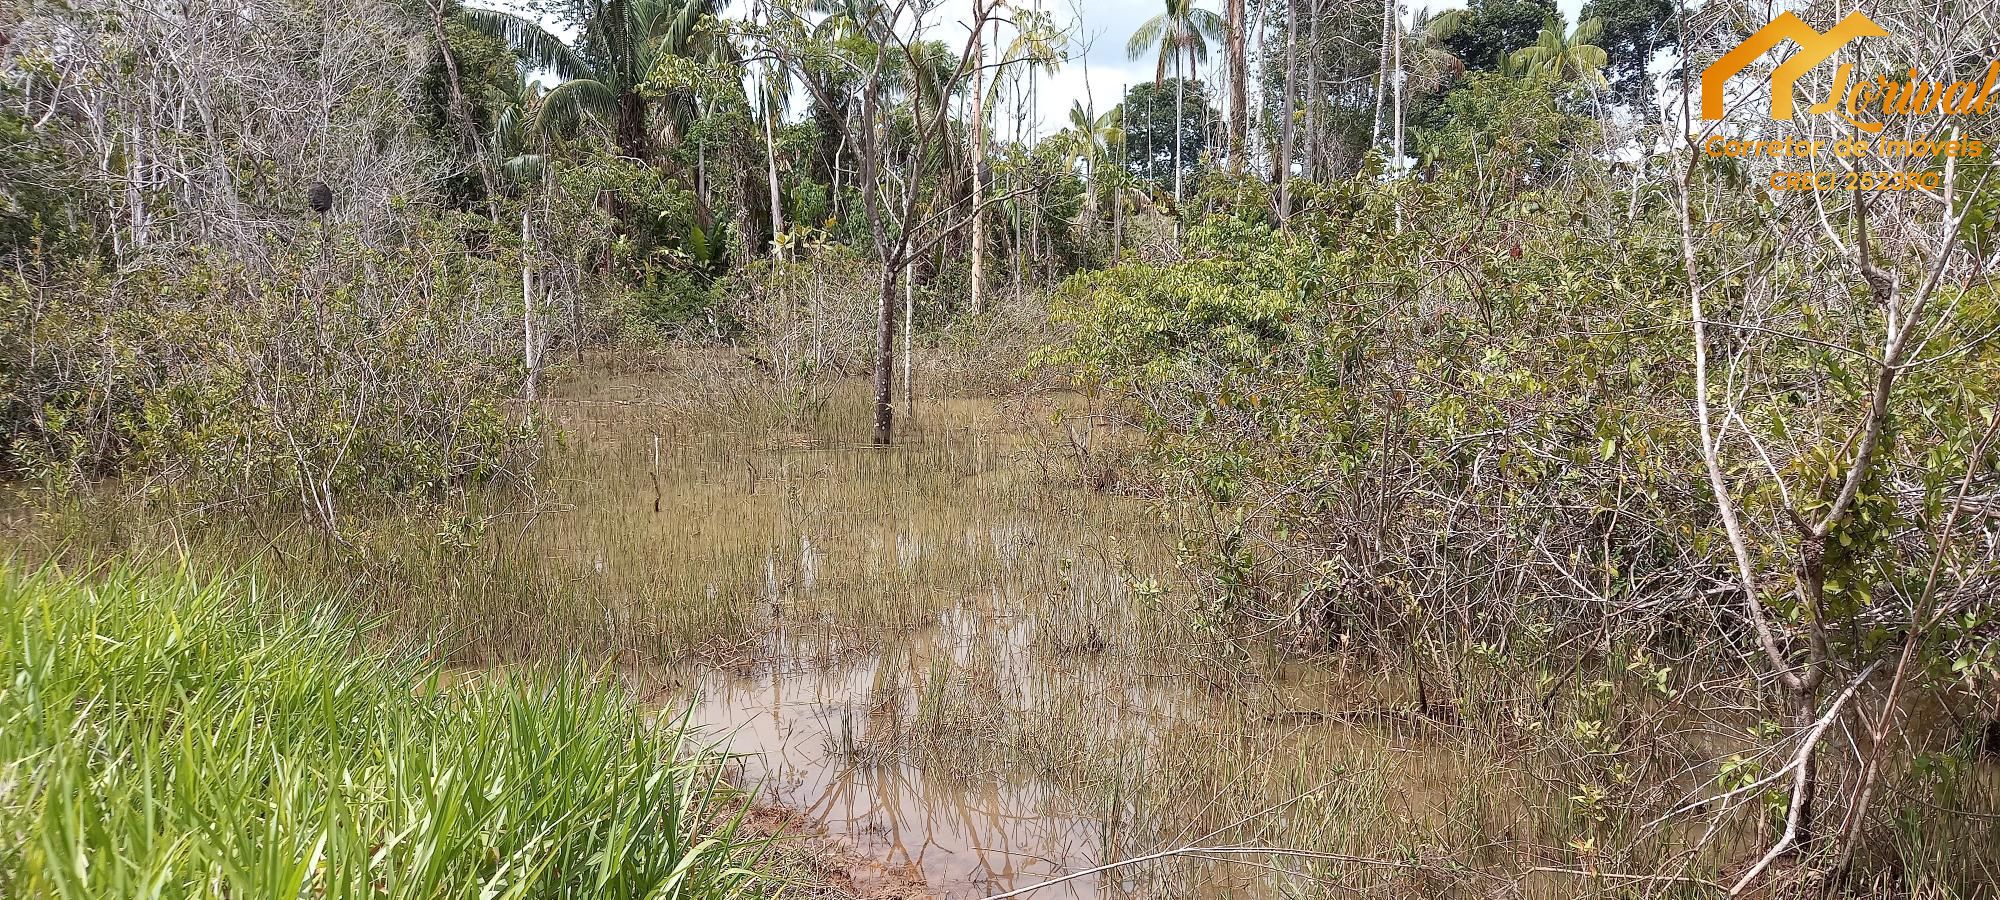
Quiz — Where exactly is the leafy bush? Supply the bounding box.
[1048,172,1999,712]
[0,221,539,525]
[1046,162,2000,886]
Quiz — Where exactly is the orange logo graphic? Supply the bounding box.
[1702,12,1887,122]
[1701,12,1999,132]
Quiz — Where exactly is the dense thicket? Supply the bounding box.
[1048,22,2000,887]
[4,0,1998,891]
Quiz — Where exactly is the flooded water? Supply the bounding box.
[503,370,1576,899]
[8,364,1819,899]
[686,652,1107,898]
[541,373,1191,897]
[428,369,1745,899]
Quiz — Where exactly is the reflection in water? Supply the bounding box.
[457,378,1658,899]
[532,387,1176,896]
[692,653,1102,899]
[10,372,1848,899]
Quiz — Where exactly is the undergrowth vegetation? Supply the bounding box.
[0,567,769,899]
[1042,74,2000,891]
[4,0,1998,893]
[0,229,542,527]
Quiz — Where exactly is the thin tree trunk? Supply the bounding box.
[1174,60,1185,204]
[832,132,846,221]
[1248,0,1270,178]
[1371,0,1391,151]
[1305,0,1321,180]
[1391,3,1404,227]
[1012,75,1024,297]
[1278,0,1299,217]
[1115,86,1127,258]
[902,266,915,418]
[872,265,898,445]
[763,85,785,260]
[1227,0,1247,172]
[522,209,540,405]
[1150,87,1157,185]
[427,0,500,203]
[1392,6,1404,165]
[1029,0,1042,284]
[969,2,987,315]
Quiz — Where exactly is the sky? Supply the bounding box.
[1026,0,1593,136]
[476,0,1591,138]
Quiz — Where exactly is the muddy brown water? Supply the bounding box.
[513,373,1536,899]
[546,375,1199,897]
[684,643,1108,898]
[16,367,1905,898]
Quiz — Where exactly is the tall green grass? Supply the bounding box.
[0,567,768,899]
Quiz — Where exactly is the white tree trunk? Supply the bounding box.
[1174,56,1185,205]
[902,267,915,417]
[1392,5,1404,175]
[522,209,540,405]
[764,92,785,261]
[969,1,987,315]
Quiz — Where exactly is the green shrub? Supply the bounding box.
[0,221,539,523]
[0,566,769,899]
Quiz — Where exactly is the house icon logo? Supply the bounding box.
[1701,12,1887,122]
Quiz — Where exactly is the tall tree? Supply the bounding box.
[970,0,988,314]
[1119,80,1212,187]
[1126,0,1224,205]
[1060,99,1123,245]
[1579,0,1674,108]
[765,0,1050,444]
[1432,0,1556,73]
[1275,0,1298,217]
[1406,7,1467,93]
[1507,16,1608,86]
[464,0,721,162]
[1225,0,1246,171]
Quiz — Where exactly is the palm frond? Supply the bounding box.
[458,8,592,81]
[1572,16,1604,48]
[1126,16,1167,61]
[1187,8,1225,43]
[1428,9,1466,40]
[530,77,620,138]
[501,153,546,183]
[655,0,719,57]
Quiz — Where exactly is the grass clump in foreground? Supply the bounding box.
[0,566,768,899]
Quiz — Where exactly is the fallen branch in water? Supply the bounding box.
[1729,662,1881,896]
[984,845,1747,898]
[977,845,1439,899]
[1527,866,1727,891]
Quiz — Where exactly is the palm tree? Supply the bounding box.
[1406,9,1467,95]
[752,58,788,259]
[1507,17,1608,86]
[1059,100,1122,233]
[490,91,548,189]
[1061,101,1122,168]
[1126,0,1223,205]
[480,89,551,402]
[462,0,721,162]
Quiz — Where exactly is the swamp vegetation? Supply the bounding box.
[3,0,2000,897]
